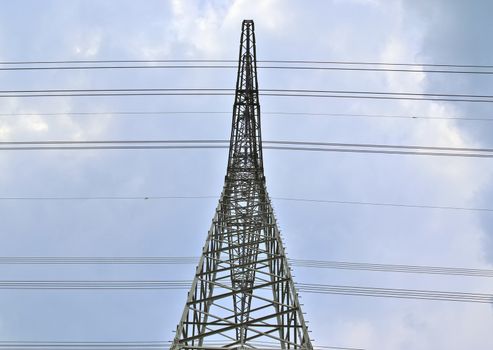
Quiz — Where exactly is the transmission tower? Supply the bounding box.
[171,20,313,350]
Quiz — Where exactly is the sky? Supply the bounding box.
[0,0,492,349]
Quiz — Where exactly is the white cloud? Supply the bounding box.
[73,31,102,57]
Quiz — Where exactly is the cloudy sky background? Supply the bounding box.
[0,0,492,349]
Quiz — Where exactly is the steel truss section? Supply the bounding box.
[171,20,313,350]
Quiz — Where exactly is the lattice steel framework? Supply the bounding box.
[171,20,313,350]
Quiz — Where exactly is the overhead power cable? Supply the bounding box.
[291,259,493,277]
[0,63,492,75]
[1,256,491,278]
[0,342,172,350]
[0,280,491,304]
[0,88,492,103]
[272,196,493,212]
[0,57,492,70]
[259,59,493,69]
[1,110,493,122]
[0,341,362,350]
[296,283,493,303]
[0,194,491,213]
[0,110,482,124]
[0,139,492,158]
[0,195,218,201]
[0,58,491,69]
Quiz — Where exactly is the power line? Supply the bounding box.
[1,145,491,157]
[0,342,172,350]
[0,59,240,65]
[296,283,493,304]
[259,59,493,69]
[0,195,217,201]
[263,111,493,122]
[0,280,490,304]
[0,88,493,103]
[261,111,493,122]
[0,280,191,289]
[266,140,493,152]
[4,139,491,152]
[267,146,493,158]
[2,87,488,97]
[0,194,490,213]
[0,63,492,75]
[0,57,492,69]
[1,256,491,278]
[1,110,493,122]
[0,139,492,158]
[0,341,362,350]
[272,196,493,212]
[291,259,493,277]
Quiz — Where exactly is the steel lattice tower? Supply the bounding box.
[171,20,313,350]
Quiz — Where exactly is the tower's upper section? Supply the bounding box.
[227,20,264,178]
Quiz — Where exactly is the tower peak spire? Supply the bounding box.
[227,19,263,177]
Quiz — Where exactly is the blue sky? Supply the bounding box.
[0,1,492,349]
